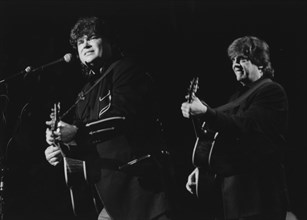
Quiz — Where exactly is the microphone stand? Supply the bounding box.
[0,85,8,220]
[0,87,30,220]
[0,164,5,220]
[0,53,72,85]
[0,66,31,220]
[0,67,31,85]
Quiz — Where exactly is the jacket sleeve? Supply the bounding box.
[198,82,288,137]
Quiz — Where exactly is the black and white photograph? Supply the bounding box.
[0,1,306,220]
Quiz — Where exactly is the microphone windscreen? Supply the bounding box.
[25,66,32,73]
[63,53,73,63]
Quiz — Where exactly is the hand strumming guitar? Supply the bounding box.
[45,121,78,166]
[44,145,62,166]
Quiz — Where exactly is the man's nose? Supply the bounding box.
[83,40,91,48]
[233,57,240,64]
[233,62,240,68]
[233,60,239,67]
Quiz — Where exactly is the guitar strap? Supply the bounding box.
[215,78,272,112]
[60,59,121,120]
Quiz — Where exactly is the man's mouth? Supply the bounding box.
[234,67,244,74]
[84,51,94,56]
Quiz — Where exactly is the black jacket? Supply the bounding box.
[198,77,289,219]
[72,57,171,220]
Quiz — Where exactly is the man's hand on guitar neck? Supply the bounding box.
[181,96,208,118]
[46,120,78,144]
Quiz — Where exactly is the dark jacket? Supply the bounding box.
[199,77,289,219]
[72,57,171,220]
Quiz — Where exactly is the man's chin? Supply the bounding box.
[82,58,96,66]
[236,76,243,81]
[82,55,97,63]
[236,74,247,82]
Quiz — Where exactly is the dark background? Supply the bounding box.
[0,0,306,219]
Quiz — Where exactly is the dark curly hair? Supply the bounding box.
[69,16,115,50]
[69,16,122,75]
[227,36,274,78]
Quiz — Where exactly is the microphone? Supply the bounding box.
[0,53,74,84]
[0,66,31,84]
[28,53,73,73]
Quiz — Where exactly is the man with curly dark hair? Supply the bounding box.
[44,16,173,220]
[181,36,289,220]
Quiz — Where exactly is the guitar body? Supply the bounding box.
[192,130,218,168]
[193,167,217,214]
[192,130,218,200]
[64,157,101,218]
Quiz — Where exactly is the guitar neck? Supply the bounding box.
[51,102,67,157]
[187,77,200,138]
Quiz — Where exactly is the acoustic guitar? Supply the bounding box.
[186,77,218,200]
[50,103,101,218]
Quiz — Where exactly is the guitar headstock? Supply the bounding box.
[187,77,199,103]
